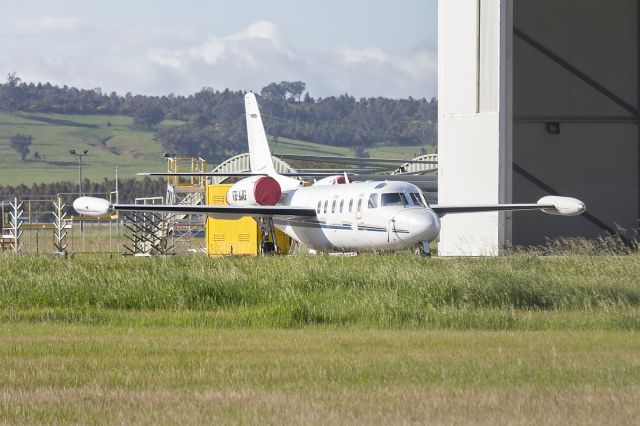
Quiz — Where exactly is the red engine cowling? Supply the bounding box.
[226,176,282,206]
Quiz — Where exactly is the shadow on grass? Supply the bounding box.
[43,160,77,167]
[19,113,100,129]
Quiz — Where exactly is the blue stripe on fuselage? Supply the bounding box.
[276,218,408,234]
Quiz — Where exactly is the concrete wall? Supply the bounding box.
[438,0,513,255]
[512,0,639,244]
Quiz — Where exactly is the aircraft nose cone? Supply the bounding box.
[392,208,440,243]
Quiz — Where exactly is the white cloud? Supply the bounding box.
[184,20,292,68]
[11,16,79,35]
[0,19,437,99]
[338,47,390,64]
[238,20,279,41]
[328,45,437,98]
[188,39,227,65]
[147,49,183,70]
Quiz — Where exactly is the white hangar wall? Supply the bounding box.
[438,0,513,255]
[438,0,639,255]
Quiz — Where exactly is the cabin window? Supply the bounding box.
[323,200,328,214]
[339,199,344,213]
[410,193,426,207]
[316,201,321,213]
[368,193,379,209]
[357,198,363,215]
[381,193,408,207]
[349,199,353,212]
[331,200,337,213]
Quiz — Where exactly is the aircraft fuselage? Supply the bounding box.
[273,180,440,251]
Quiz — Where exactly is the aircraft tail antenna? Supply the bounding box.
[244,92,276,175]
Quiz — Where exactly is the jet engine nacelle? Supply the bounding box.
[226,176,282,206]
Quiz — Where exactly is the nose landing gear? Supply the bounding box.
[414,240,432,257]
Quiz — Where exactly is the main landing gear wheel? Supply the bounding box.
[262,241,276,254]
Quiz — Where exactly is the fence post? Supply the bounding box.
[53,196,69,256]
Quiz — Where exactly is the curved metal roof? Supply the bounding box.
[207,153,297,184]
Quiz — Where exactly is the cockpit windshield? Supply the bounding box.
[410,193,427,207]
[381,193,408,207]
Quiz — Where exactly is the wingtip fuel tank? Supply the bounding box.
[73,196,112,216]
[538,196,586,216]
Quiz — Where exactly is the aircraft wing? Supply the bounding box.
[138,172,357,178]
[73,197,316,219]
[431,196,586,217]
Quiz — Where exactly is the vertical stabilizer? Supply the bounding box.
[245,92,276,174]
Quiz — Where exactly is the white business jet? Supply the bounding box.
[74,92,586,255]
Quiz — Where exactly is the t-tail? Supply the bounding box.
[245,92,277,175]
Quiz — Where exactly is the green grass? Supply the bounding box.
[269,135,435,160]
[269,136,353,157]
[367,143,435,159]
[0,111,434,186]
[1,326,639,424]
[1,252,639,329]
[1,253,639,423]
[0,110,177,185]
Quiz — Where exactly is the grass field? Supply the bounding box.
[1,252,639,328]
[2,326,639,424]
[1,252,638,423]
[0,110,173,185]
[0,110,435,186]
[269,136,435,160]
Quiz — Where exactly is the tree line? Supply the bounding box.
[0,178,166,218]
[0,75,437,164]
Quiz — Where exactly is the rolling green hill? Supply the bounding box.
[270,136,435,160]
[0,111,434,186]
[0,111,171,186]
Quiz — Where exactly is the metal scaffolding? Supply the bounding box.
[123,197,174,256]
[1,198,24,253]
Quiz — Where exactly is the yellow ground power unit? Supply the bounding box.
[205,184,292,256]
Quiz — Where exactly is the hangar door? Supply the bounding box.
[512,0,639,246]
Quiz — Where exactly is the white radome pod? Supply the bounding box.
[537,196,586,216]
[73,196,112,216]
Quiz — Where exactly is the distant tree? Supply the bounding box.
[286,81,306,102]
[354,146,369,158]
[1,72,22,113]
[33,151,41,161]
[190,113,210,128]
[10,133,32,160]
[133,105,164,129]
[0,77,439,159]
[260,83,286,101]
[270,123,285,145]
[303,92,314,104]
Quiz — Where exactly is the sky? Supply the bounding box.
[0,0,437,99]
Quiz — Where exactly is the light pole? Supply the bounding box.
[69,149,89,196]
[69,149,89,240]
